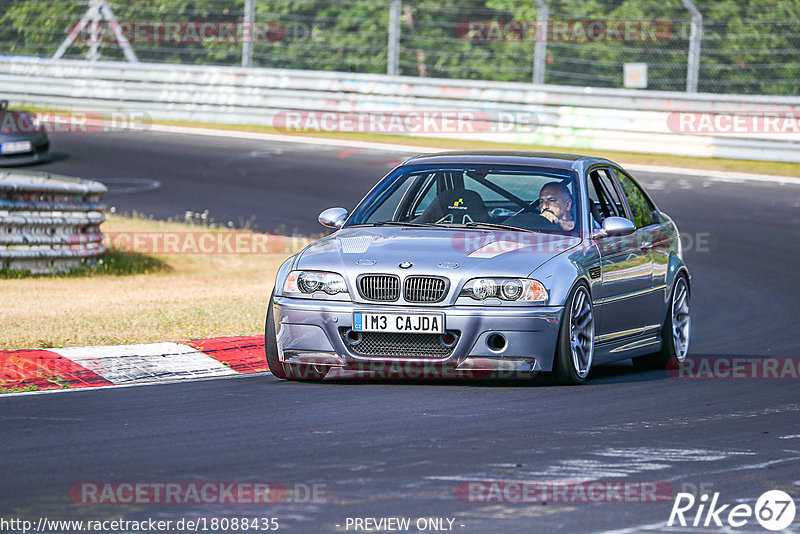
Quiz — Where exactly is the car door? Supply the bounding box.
[587,167,653,342]
[612,167,666,334]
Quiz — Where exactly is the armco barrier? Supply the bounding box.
[0,170,107,273]
[0,56,799,162]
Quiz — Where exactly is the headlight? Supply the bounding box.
[283,270,348,296]
[22,113,39,132]
[460,278,547,303]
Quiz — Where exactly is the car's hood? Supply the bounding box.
[296,226,580,281]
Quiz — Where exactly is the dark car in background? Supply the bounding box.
[0,100,49,166]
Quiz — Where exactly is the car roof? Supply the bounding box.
[401,151,619,171]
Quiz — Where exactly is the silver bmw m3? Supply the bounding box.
[266,152,691,384]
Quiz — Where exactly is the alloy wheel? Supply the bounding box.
[671,278,691,361]
[569,286,594,378]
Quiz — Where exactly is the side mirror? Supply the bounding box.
[591,216,636,239]
[318,207,348,229]
[0,100,8,111]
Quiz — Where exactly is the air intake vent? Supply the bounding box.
[589,266,602,279]
[404,276,449,303]
[358,274,400,301]
[340,328,459,358]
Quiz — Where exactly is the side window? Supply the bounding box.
[598,169,626,216]
[587,168,626,226]
[585,175,603,229]
[614,169,656,228]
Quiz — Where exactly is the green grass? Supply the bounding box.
[0,385,39,394]
[0,251,170,280]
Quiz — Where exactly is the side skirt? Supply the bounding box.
[594,334,663,365]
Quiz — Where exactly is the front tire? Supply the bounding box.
[265,294,328,382]
[545,283,594,385]
[265,295,287,380]
[633,275,690,371]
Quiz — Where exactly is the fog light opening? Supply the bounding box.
[440,332,458,349]
[346,329,363,346]
[487,333,507,352]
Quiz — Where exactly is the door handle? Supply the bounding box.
[640,241,653,251]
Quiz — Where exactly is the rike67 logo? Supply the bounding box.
[668,490,796,531]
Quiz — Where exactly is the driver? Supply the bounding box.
[538,182,575,231]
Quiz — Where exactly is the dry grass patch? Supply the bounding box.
[0,215,302,350]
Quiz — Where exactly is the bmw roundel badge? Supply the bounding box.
[399,261,413,269]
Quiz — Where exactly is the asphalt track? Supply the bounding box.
[2,130,800,533]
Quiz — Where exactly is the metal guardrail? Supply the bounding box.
[1,56,799,162]
[0,170,106,273]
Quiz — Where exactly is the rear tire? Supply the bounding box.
[633,275,690,371]
[542,283,594,385]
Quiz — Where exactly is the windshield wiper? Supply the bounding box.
[351,221,540,233]
[459,221,539,233]
[352,221,443,228]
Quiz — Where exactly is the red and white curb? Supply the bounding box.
[0,336,270,394]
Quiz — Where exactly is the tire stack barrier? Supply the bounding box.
[0,171,107,273]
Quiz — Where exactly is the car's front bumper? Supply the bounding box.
[0,134,50,166]
[273,296,563,377]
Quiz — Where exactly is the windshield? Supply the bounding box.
[347,164,581,236]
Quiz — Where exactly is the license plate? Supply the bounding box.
[1,141,32,154]
[353,312,444,334]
